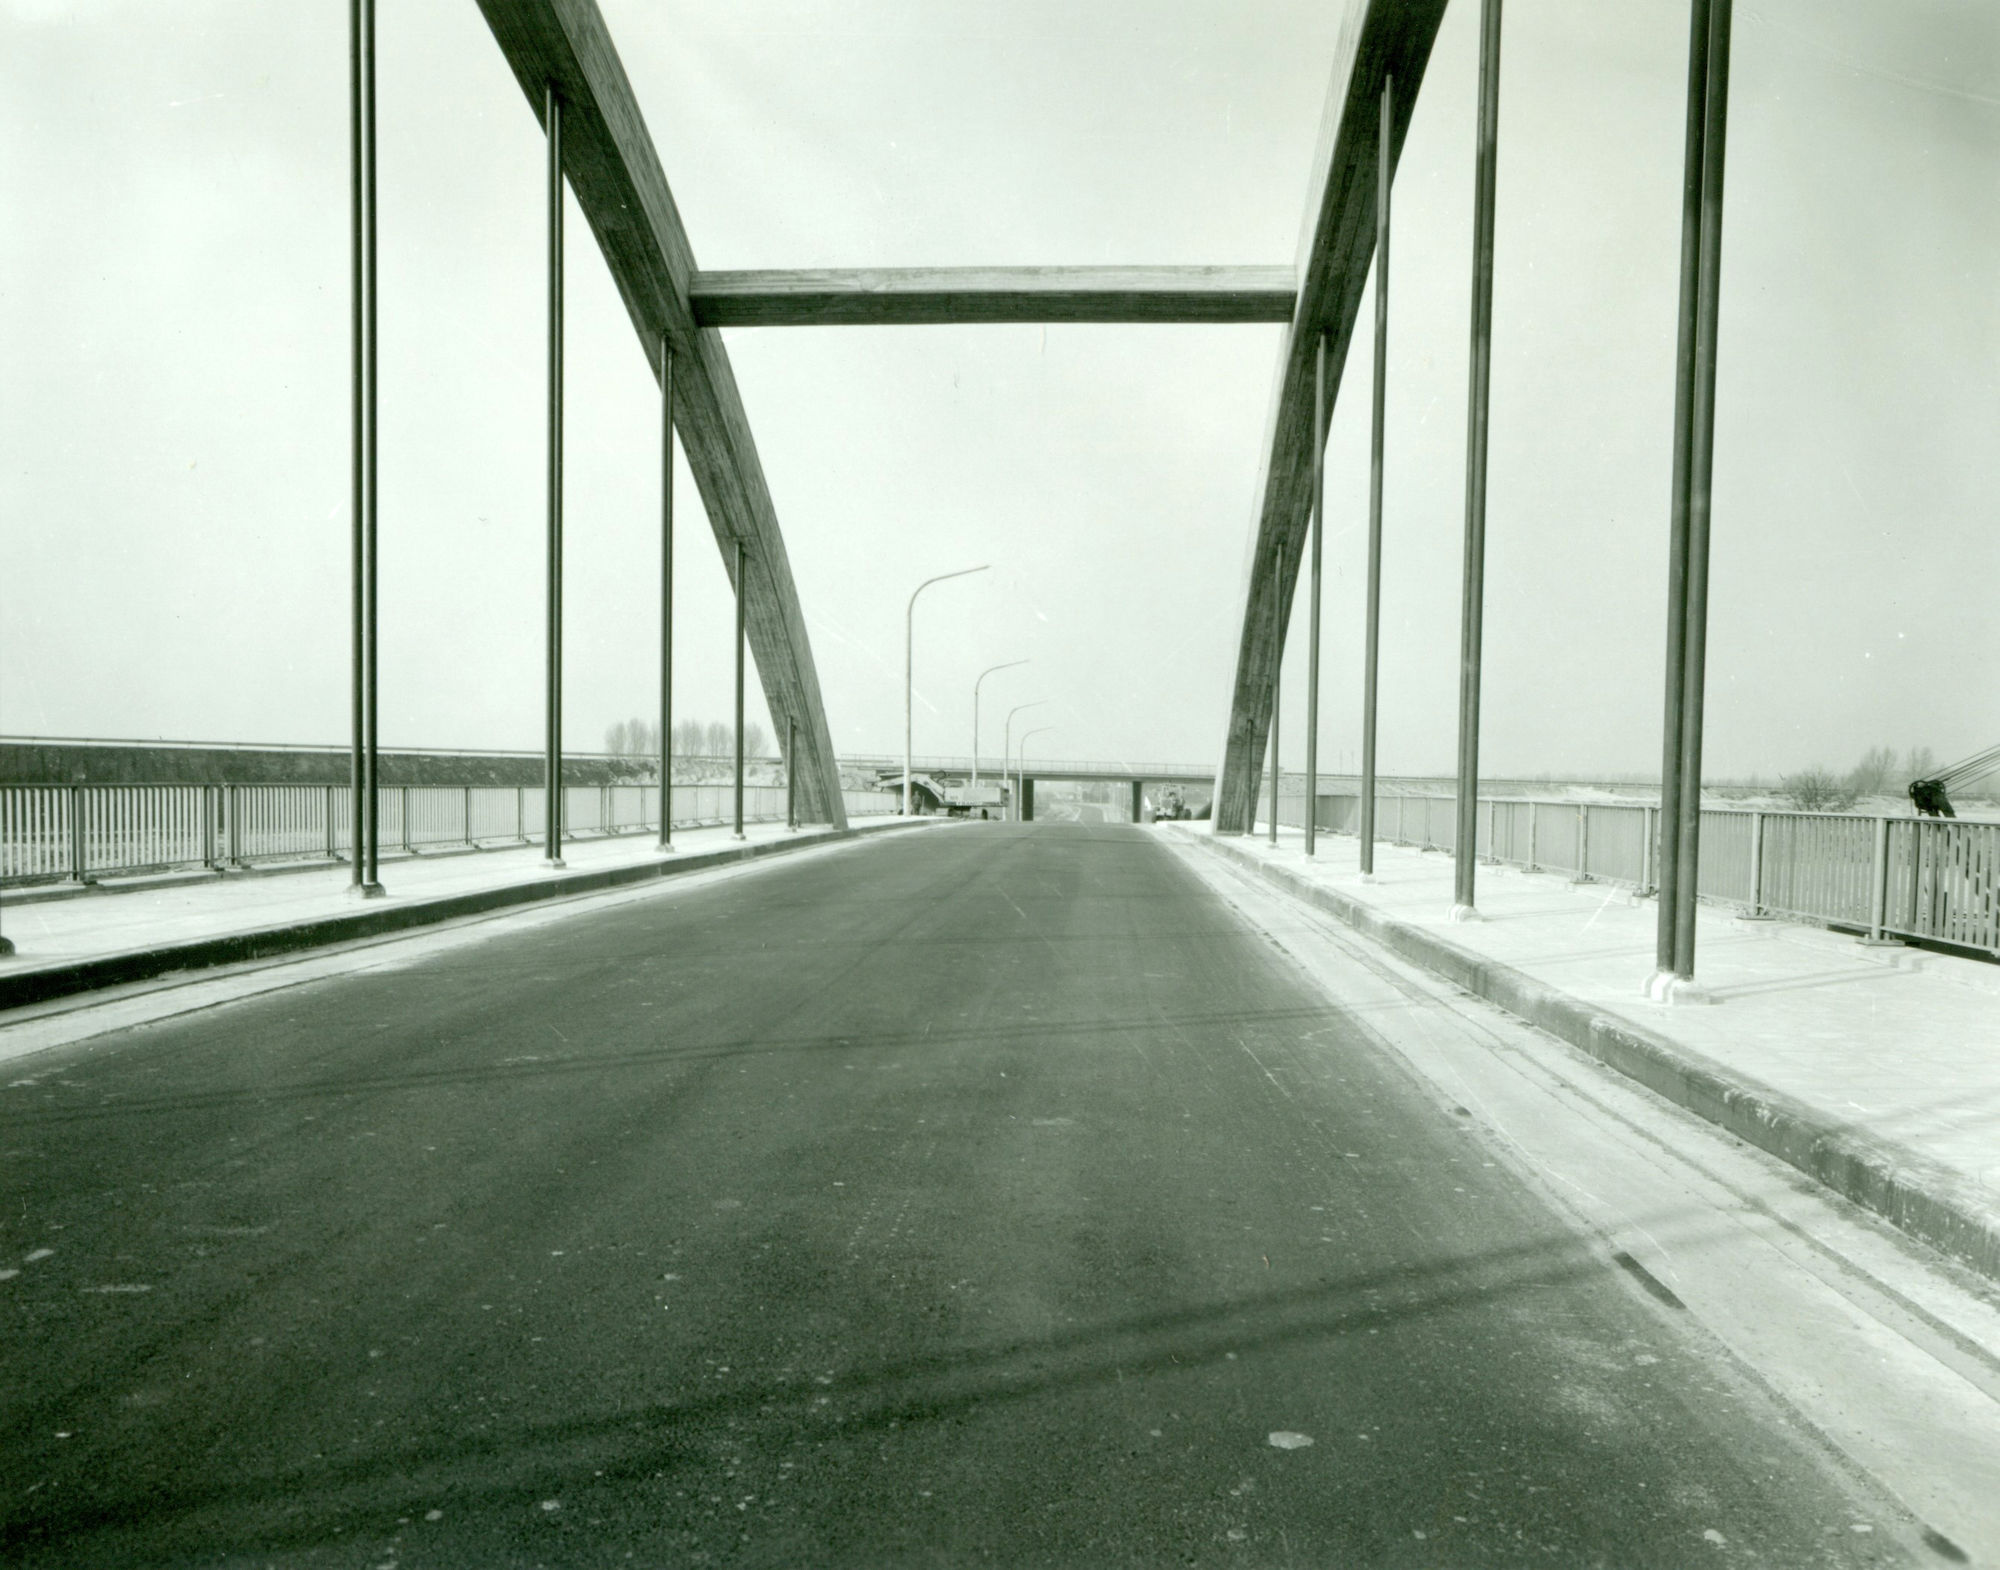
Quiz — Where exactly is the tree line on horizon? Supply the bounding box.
[1780,744,1971,813]
[604,718,772,760]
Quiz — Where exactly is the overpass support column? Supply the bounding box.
[543,84,567,869]
[1022,779,1035,822]
[1131,779,1143,825]
[1451,0,1502,921]
[1652,0,1734,998]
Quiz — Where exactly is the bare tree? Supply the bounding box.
[604,718,658,757]
[1845,745,1898,797]
[659,718,774,761]
[1781,767,1858,813]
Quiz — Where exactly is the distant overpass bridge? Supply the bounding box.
[843,756,1213,789]
[848,755,1213,826]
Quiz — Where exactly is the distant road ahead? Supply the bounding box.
[1,823,1890,1566]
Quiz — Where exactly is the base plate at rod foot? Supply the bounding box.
[1643,968,1714,1006]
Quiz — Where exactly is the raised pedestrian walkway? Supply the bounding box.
[1172,821,2000,1288]
[0,818,920,1013]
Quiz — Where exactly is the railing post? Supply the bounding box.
[517,784,526,843]
[202,785,217,870]
[1747,810,1764,915]
[1907,817,1925,937]
[401,785,411,854]
[1867,814,1889,942]
[1526,799,1538,872]
[325,785,337,861]
[464,784,475,847]
[227,785,242,867]
[1575,803,1590,881]
[68,786,89,885]
[1641,805,1654,892]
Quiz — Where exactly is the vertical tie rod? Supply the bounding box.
[658,339,675,851]
[733,539,747,841]
[1361,74,1393,881]
[1452,0,1503,918]
[544,86,566,868]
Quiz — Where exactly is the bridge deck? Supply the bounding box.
[0,823,1954,1563]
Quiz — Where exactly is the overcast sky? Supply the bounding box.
[3,0,1994,780]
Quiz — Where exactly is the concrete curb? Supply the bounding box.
[1189,829,2000,1287]
[0,819,929,1015]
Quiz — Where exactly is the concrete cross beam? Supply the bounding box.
[687,267,1299,328]
[1212,0,1449,834]
[474,0,847,827]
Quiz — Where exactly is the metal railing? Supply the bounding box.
[0,782,903,888]
[1272,783,1998,957]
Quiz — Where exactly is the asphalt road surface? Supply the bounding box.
[1,824,1909,1566]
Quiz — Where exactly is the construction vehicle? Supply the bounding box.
[1909,743,2000,818]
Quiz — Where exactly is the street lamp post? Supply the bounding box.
[1017,726,1055,824]
[971,659,1028,789]
[905,566,989,815]
[1002,700,1045,820]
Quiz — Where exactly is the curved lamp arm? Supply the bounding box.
[904,565,988,814]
